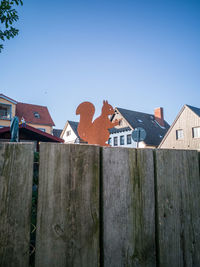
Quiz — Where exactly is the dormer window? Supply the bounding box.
[34,112,40,118]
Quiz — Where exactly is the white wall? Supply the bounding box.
[62,124,79,144]
[109,130,145,148]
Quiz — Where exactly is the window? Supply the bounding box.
[119,119,123,126]
[66,130,71,136]
[127,134,132,144]
[34,112,40,118]
[176,129,184,140]
[114,137,118,146]
[108,138,111,145]
[192,127,200,138]
[0,104,12,120]
[37,128,46,132]
[120,135,124,145]
[137,118,143,123]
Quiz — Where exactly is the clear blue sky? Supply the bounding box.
[0,0,200,129]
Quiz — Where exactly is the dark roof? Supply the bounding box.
[16,102,55,126]
[115,107,170,147]
[109,126,131,134]
[53,128,62,138]
[186,105,200,117]
[0,124,64,143]
[68,121,79,137]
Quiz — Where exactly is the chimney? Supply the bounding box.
[154,107,164,127]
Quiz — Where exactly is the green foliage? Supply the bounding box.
[0,0,23,52]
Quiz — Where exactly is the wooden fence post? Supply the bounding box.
[102,148,156,267]
[35,143,100,267]
[155,149,200,266]
[0,143,34,267]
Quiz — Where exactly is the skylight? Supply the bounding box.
[137,119,143,123]
[34,112,40,118]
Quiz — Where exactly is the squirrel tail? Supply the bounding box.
[76,102,95,141]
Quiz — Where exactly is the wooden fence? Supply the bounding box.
[0,143,200,267]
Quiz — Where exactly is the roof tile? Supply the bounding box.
[16,102,55,126]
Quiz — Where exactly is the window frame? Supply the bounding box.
[0,103,12,120]
[192,127,200,138]
[66,130,71,137]
[120,135,124,145]
[127,134,132,144]
[34,112,40,118]
[176,129,184,140]
[37,128,46,132]
[114,136,118,146]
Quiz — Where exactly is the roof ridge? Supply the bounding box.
[17,102,47,108]
[185,104,200,110]
[116,107,154,117]
[68,120,79,125]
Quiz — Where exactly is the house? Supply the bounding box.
[109,107,170,148]
[0,94,55,134]
[0,123,64,150]
[159,104,200,150]
[62,107,169,148]
[61,120,82,144]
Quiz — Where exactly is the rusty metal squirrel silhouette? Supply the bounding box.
[76,100,119,146]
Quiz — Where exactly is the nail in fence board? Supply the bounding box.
[35,143,100,267]
[155,149,200,267]
[0,143,34,267]
[102,148,156,267]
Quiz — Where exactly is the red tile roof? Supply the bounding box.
[16,102,55,126]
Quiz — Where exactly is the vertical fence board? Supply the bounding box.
[0,143,34,267]
[102,148,156,267]
[155,149,200,267]
[35,143,100,267]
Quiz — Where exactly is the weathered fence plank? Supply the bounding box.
[35,143,100,267]
[102,148,156,267]
[0,143,34,267]
[155,149,200,267]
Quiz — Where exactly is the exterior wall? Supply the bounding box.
[160,107,200,150]
[27,123,53,134]
[109,130,146,148]
[62,124,78,143]
[0,120,11,127]
[0,97,16,127]
[110,111,147,148]
[112,113,129,129]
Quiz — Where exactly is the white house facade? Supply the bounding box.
[61,121,80,144]
[109,107,170,148]
[108,127,145,148]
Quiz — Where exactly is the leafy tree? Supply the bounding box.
[0,0,23,52]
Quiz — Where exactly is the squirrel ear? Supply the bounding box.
[103,100,105,104]
[106,100,108,104]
